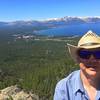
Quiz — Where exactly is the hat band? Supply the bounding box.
[80,43,100,46]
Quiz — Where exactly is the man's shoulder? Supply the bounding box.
[56,70,80,88]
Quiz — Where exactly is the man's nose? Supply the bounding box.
[89,54,96,60]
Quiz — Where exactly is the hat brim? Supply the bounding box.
[78,44,100,49]
[67,43,78,63]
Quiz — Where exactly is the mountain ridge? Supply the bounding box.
[1,16,100,24]
[0,16,100,36]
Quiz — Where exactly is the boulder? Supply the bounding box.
[0,85,39,100]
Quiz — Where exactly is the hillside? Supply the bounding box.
[0,36,79,99]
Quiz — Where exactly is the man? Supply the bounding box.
[54,30,100,100]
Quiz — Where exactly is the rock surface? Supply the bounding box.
[0,85,39,100]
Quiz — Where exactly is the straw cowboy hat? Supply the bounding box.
[67,30,100,62]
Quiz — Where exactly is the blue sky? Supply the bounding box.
[0,0,100,22]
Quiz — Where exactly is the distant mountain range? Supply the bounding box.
[0,16,100,36]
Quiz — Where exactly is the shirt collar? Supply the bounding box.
[73,70,85,94]
[96,90,100,99]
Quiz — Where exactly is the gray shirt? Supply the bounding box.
[54,70,100,100]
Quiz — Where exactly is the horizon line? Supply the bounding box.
[1,16,100,22]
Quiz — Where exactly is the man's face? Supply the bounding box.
[77,48,100,77]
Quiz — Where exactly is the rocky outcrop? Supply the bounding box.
[0,85,39,100]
